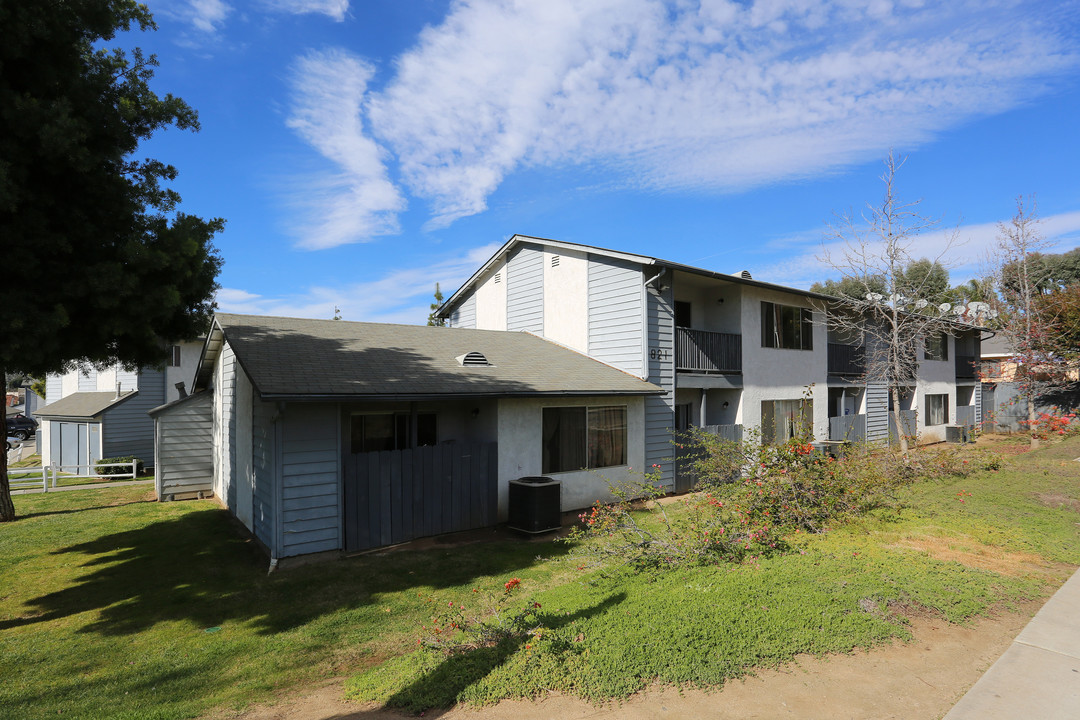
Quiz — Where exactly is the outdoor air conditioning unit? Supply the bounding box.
[507,476,561,534]
[945,425,970,444]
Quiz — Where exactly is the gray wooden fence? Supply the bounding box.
[955,405,976,427]
[342,442,498,552]
[674,424,742,492]
[829,414,866,442]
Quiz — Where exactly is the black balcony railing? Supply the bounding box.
[955,354,977,379]
[675,328,741,373]
[828,343,865,376]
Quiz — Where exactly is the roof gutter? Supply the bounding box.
[255,389,665,402]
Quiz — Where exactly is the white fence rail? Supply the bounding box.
[8,461,139,492]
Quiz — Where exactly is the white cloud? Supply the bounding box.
[285,49,406,249]
[279,0,1077,245]
[261,0,349,21]
[294,0,1070,237]
[172,0,231,33]
[746,209,1080,290]
[215,243,501,324]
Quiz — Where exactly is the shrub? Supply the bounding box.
[564,465,784,572]
[419,578,545,654]
[95,455,144,477]
[1020,407,1080,440]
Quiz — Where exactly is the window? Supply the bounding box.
[675,301,692,328]
[168,345,181,367]
[761,302,813,350]
[542,406,627,473]
[350,413,437,453]
[675,403,693,431]
[926,394,948,426]
[924,332,948,361]
[761,399,813,444]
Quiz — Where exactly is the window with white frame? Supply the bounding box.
[926,394,948,426]
[168,345,182,367]
[542,406,627,473]
[761,302,813,350]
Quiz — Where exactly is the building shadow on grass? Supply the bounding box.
[378,591,626,716]
[18,497,155,519]
[1,505,573,637]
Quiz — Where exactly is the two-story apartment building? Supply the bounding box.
[35,341,202,470]
[151,235,982,565]
[437,235,983,489]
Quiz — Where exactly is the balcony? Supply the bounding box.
[675,328,741,374]
[828,343,865,376]
[955,354,978,380]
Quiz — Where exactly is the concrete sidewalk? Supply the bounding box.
[944,568,1080,719]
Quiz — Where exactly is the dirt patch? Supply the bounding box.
[224,601,1044,720]
[889,534,1051,577]
[974,434,1035,456]
[1034,492,1080,513]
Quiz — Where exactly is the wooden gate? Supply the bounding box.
[343,442,498,552]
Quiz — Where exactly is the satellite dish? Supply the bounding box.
[938,303,952,314]
[914,299,928,309]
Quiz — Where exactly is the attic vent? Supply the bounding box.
[493,272,502,284]
[551,255,560,267]
[740,270,753,280]
[456,351,493,367]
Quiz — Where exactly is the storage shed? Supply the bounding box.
[153,313,662,563]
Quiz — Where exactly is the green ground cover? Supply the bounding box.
[1,437,1078,719]
[8,453,154,488]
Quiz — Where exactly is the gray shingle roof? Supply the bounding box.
[35,391,136,419]
[213,313,662,399]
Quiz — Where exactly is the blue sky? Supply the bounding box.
[127,0,1080,324]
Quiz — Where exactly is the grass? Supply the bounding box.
[8,453,154,488]
[2,437,1079,718]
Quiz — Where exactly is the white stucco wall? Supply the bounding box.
[60,371,79,397]
[474,259,508,331]
[96,366,117,393]
[164,340,203,402]
[915,333,957,444]
[674,278,742,334]
[740,287,829,440]
[542,248,589,353]
[39,421,51,465]
[496,395,647,520]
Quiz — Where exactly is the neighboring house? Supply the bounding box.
[35,341,202,470]
[979,335,1079,432]
[151,314,661,561]
[436,235,985,489]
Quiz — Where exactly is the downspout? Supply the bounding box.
[268,401,285,574]
[641,268,667,381]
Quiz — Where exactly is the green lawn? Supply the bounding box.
[2,437,1079,719]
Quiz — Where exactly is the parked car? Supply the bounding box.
[5,436,19,452]
[6,413,38,440]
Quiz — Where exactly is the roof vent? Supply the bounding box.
[739,270,753,280]
[494,272,502,284]
[456,351,493,367]
[551,255,560,267]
